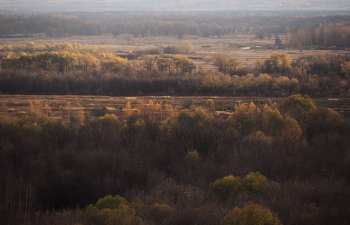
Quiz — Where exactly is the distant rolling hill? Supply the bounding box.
[0,0,349,12]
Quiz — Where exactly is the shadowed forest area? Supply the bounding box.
[1,94,350,224]
[1,10,350,225]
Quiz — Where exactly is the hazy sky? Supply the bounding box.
[0,0,349,12]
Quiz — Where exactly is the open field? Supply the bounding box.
[1,34,349,72]
[2,95,350,119]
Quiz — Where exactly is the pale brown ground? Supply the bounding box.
[1,34,349,72]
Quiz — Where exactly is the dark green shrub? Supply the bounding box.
[241,172,268,195]
[210,175,242,201]
[95,195,130,210]
[149,203,175,224]
[222,202,282,225]
[211,172,280,201]
[85,195,146,225]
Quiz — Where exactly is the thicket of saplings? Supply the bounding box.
[1,42,350,97]
[1,94,350,225]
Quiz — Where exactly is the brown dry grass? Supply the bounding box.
[1,95,350,120]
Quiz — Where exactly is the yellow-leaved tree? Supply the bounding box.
[269,52,292,75]
[341,61,350,80]
[181,40,194,54]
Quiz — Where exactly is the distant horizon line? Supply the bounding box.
[1,9,349,13]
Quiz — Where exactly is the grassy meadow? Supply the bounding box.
[2,95,350,121]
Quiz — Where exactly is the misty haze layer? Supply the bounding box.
[0,0,349,12]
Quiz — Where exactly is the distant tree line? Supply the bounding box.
[285,22,350,48]
[0,12,349,44]
[0,15,103,37]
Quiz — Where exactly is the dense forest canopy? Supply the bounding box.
[1,94,350,224]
